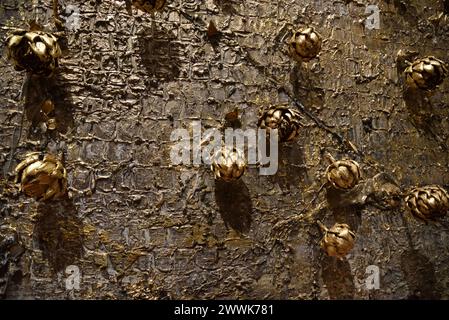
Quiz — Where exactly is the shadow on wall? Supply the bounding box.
[326,187,363,233]
[384,0,418,17]
[401,250,441,299]
[214,179,252,234]
[402,87,448,152]
[33,199,83,272]
[23,72,75,140]
[321,255,355,299]
[213,0,238,14]
[268,143,308,191]
[0,226,25,298]
[290,63,325,111]
[137,24,184,86]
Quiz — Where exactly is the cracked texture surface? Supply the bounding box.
[1,0,449,299]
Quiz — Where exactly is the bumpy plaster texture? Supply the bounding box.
[1,0,449,299]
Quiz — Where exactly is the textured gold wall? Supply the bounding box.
[1,0,449,299]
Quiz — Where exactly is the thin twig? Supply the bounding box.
[52,0,64,30]
[316,220,327,233]
[298,182,327,217]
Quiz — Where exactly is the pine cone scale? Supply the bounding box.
[405,185,449,221]
[405,56,448,90]
[15,153,67,201]
[258,106,303,142]
[289,27,322,63]
[6,30,61,76]
[320,223,355,259]
[326,158,361,190]
[211,146,246,182]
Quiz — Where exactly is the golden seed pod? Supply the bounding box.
[258,106,303,142]
[318,221,355,259]
[41,99,55,115]
[15,152,67,201]
[404,56,448,91]
[39,100,57,132]
[326,155,361,190]
[132,0,166,13]
[6,30,62,76]
[288,26,322,63]
[46,118,57,131]
[211,146,247,182]
[405,185,449,221]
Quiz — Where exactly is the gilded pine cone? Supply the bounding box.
[320,223,355,259]
[15,152,67,201]
[404,56,448,91]
[405,185,449,221]
[6,30,61,76]
[211,146,247,182]
[132,0,166,13]
[326,158,361,190]
[258,106,303,142]
[288,27,322,63]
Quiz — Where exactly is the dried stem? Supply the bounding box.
[316,220,328,233]
[52,0,64,30]
[324,152,336,165]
